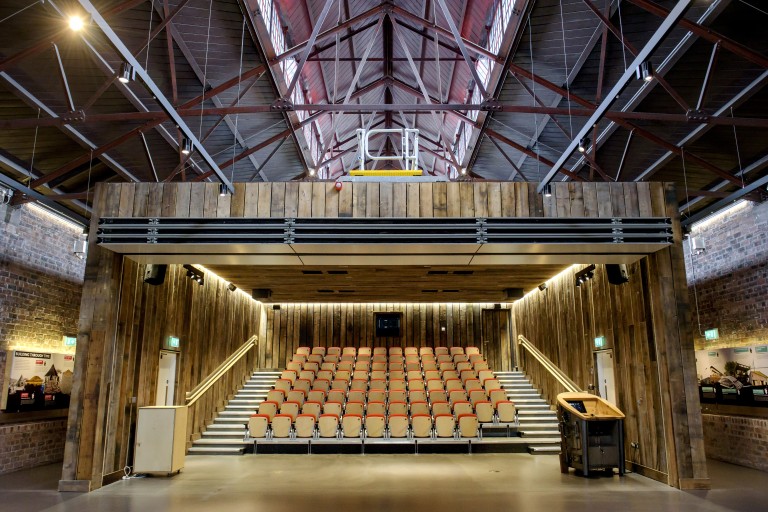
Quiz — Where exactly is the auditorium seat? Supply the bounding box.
[352,370,369,381]
[283,389,307,405]
[473,361,490,372]
[307,390,326,404]
[388,414,409,438]
[409,379,426,392]
[371,363,386,372]
[429,390,448,404]
[475,401,494,423]
[408,390,427,403]
[330,379,348,392]
[449,390,468,404]
[297,347,311,356]
[342,415,363,437]
[286,362,302,373]
[450,347,464,356]
[439,362,455,374]
[358,347,372,357]
[369,379,386,391]
[327,390,345,404]
[390,370,405,380]
[388,401,408,416]
[453,400,473,417]
[290,354,306,364]
[465,347,480,356]
[435,347,449,356]
[365,414,386,438]
[457,414,479,438]
[345,401,365,417]
[323,401,343,417]
[404,347,418,356]
[335,369,351,381]
[280,370,297,383]
[465,379,482,393]
[308,354,323,364]
[271,415,293,438]
[497,401,516,423]
[445,378,462,392]
[477,370,494,383]
[295,414,316,438]
[348,390,366,403]
[320,362,336,373]
[258,401,279,421]
[372,354,387,363]
[318,414,340,438]
[340,354,355,363]
[407,370,423,382]
[249,414,270,439]
[373,347,386,355]
[419,347,434,356]
[389,361,404,371]
[350,379,367,392]
[275,379,292,393]
[389,379,406,391]
[437,354,452,364]
[343,347,357,356]
[468,354,483,364]
[434,414,455,438]
[324,355,339,364]
[453,355,468,364]
[281,400,301,419]
[460,370,477,383]
[294,379,311,394]
[327,347,341,355]
[311,346,326,356]
[354,361,370,371]
[405,362,421,372]
[432,401,451,417]
[427,379,444,392]
[337,362,353,372]
[488,389,507,408]
[411,414,432,438]
[389,347,403,356]
[424,370,440,381]
[302,401,321,420]
[422,361,437,372]
[367,401,386,416]
[410,401,429,416]
[317,369,334,381]
[303,362,319,373]
[457,363,473,375]
[442,370,459,381]
[368,390,386,403]
[483,378,501,392]
[266,389,285,405]
[312,379,330,393]
[389,390,407,403]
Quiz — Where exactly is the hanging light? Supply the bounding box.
[460,168,467,175]
[181,137,192,155]
[219,183,229,196]
[578,137,590,153]
[543,184,552,198]
[636,60,654,82]
[309,168,316,177]
[118,62,133,84]
[68,15,85,31]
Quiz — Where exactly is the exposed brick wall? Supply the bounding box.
[0,419,68,475]
[684,200,768,350]
[702,414,768,472]
[0,202,85,473]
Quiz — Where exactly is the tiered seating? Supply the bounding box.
[250,345,516,440]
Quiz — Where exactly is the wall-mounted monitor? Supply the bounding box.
[375,312,402,338]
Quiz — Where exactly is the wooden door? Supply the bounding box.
[482,309,513,371]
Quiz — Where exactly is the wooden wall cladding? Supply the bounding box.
[513,263,668,478]
[263,303,514,372]
[112,181,667,219]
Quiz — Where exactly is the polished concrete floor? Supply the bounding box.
[2,455,767,512]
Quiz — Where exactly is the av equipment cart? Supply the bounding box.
[557,392,625,477]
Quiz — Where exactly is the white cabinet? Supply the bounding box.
[134,406,187,474]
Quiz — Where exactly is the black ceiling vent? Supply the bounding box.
[422,289,438,293]
[302,270,322,275]
[327,270,349,275]
[339,290,355,293]
[443,289,460,293]
[318,289,335,293]
[504,288,524,300]
[427,270,449,275]
[453,270,474,275]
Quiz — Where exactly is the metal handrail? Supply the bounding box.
[517,335,582,393]
[185,335,258,406]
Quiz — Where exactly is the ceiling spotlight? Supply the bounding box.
[227,283,237,292]
[538,283,548,291]
[219,183,229,196]
[68,15,85,31]
[181,137,192,155]
[574,264,596,288]
[309,168,316,176]
[636,60,654,82]
[543,184,552,198]
[578,137,590,153]
[460,168,467,175]
[118,62,133,84]
[183,264,205,286]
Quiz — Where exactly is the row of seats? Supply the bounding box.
[296,346,480,357]
[286,354,488,375]
[250,346,516,441]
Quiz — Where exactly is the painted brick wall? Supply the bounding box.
[702,414,768,472]
[0,201,85,473]
[684,200,768,350]
[0,419,68,475]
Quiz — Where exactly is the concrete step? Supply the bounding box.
[191,438,250,447]
[187,446,244,456]
[229,399,262,406]
[517,409,556,416]
[206,423,247,431]
[507,398,547,404]
[528,445,561,455]
[521,430,561,438]
[203,430,247,438]
[505,391,540,397]
[514,404,553,411]
[219,410,256,417]
[525,437,562,445]
[516,422,560,431]
[214,417,252,425]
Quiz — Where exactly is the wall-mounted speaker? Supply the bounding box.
[144,264,167,285]
[606,264,629,285]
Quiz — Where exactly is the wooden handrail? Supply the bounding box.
[517,335,582,393]
[185,335,258,406]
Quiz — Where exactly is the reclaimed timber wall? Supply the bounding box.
[263,304,513,372]
[106,180,657,219]
[513,182,707,489]
[63,180,706,491]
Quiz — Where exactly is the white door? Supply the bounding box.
[595,350,617,404]
[155,351,177,406]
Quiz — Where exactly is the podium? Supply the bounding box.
[134,406,187,475]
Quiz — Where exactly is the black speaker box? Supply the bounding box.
[144,264,167,285]
[252,288,273,300]
[606,264,629,285]
[504,288,524,300]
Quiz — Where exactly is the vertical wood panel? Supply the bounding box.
[446,183,461,217]
[406,183,420,217]
[325,182,339,217]
[352,183,366,217]
[366,183,380,217]
[284,182,299,218]
[270,182,286,217]
[379,182,394,217]
[297,182,312,217]
[393,183,407,217]
[432,182,447,217]
[338,181,353,217]
[243,183,259,217]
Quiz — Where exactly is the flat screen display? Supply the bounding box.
[567,400,587,413]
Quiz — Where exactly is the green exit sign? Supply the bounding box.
[594,336,606,349]
[168,336,180,348]
[756,346,768,354]
[704,328,719,341]
[63,336,77,347]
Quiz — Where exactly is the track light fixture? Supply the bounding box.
[574,264,596,287]
[543,184,552,198]
[227,283,237,292]
[578,137,590,154]
[118,62,133,84]
[636,60,654,82]
[183,264,204,286]
[181,137,192,155]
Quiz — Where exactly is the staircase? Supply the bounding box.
[494,371,561,455]
[187,369,281,455]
